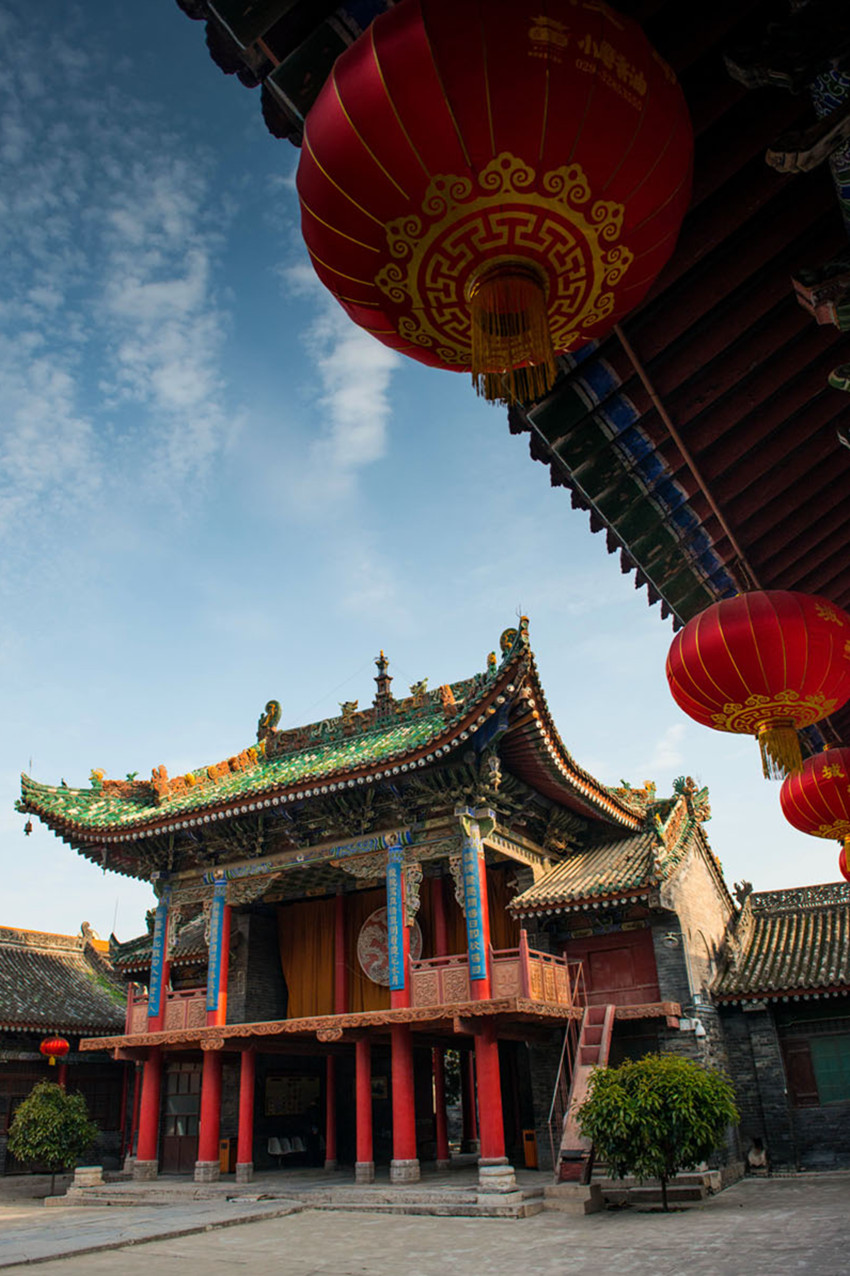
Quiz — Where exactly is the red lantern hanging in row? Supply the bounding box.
[297,0,693,404]
[40,1036,70,1067]
[666,591,850,779]
[781,748,850,882]
[840,844,850,883]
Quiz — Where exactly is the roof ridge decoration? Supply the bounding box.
[749,882,850,913]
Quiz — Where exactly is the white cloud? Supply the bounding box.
[276,256,400,507]
[644,722,687,772]
[0,5,239,539]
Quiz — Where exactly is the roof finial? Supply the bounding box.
[374,649,394,714]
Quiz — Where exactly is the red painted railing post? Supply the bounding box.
[519,929,531,999]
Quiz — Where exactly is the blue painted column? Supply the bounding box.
[386,840,409,1008]
[147,881,171,1032]
[205,878,229,1024]
[456,806,496,999]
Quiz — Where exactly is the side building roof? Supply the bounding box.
[510,777,723,917]
[715,883,850,1004]
[0,924,126,1035]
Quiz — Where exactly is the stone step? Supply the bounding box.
[309,1198,544,1219]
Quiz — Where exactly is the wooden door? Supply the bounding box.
[161,1062,201,1173]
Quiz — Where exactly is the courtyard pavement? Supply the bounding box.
[0,1172,848,1274]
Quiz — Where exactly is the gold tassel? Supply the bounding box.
[757,720,803,780]
[467,263,557,406]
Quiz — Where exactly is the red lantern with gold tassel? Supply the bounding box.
[39,1036,70,1067]
[296,0,692,404]
[781,748,850,881]
[666,591,850,779]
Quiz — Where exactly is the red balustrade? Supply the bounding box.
[409,942,581,1010]
[127,987,207,1034]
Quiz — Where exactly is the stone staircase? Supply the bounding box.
[56,1177,545,1220]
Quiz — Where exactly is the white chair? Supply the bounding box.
[268,1136,283,1166]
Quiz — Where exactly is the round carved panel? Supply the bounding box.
[357,907,423,987]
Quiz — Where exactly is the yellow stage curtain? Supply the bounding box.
[277,898,335,1019]
[345,887,391,1013]
[488,865,520,951]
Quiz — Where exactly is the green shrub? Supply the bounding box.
[578,1053,738,1210]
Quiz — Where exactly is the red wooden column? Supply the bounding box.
[235,1049,256,1184]
[195,1044,223,1182]
[475,1022,517,1194]
[431,875,448,958]
[433,1047,450,1170]
[133,1048,162,1180]
[455,806,495,1000]
[325,891,346,1171]
[57,1063,68,1090]
[390,1022,419,1182]
[355,1036,374,1183]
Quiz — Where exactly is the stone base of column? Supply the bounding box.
[390,1158,420,1184]
[436,1158,451,1172]
[323,1158,338,1172]
[122,1155,136,1175]
[132,1160,158,1182]
[477,1158,517,1193]
[194,1160,221,1183]
[235,1162,253,1184]
[355,1161,375,1184]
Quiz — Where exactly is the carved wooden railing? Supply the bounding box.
[410,933,582,1010]
[126,987,207,1034]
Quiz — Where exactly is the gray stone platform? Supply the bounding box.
[0,1173,848,1274]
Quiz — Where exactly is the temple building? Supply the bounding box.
[16,622,849,1186]
[716,883,850,1172]
[14,621,734,1186]
[0,923,127,1175]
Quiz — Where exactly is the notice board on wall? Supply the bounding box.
[265,1074,320,1117]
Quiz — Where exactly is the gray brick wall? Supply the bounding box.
[227,908,287,1025]
[525,1031,565,1173]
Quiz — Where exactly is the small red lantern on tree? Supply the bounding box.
[666,591,850,779]
[297,0,692,403]
[39,1037,70,1067]
[781,747,850,881]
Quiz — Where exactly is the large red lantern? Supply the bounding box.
[40,1036,70,1066]
[297,0,692,403]
[781,748,850,881]
[666,591,850,779]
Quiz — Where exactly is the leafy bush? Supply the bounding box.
[7,1081,99,1194]
[578,1053,738,1210]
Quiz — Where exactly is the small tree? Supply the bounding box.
[577,1053,738,1211]
[7,1082,99,1196]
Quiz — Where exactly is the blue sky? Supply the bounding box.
[0,0,831,942]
